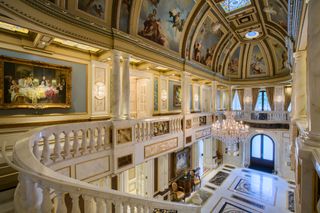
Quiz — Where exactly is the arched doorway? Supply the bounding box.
[250,134,275,173]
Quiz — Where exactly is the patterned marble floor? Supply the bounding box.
[195,165,295,213]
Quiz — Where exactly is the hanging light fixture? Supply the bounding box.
[212,111,250,155]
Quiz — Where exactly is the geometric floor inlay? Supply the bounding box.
[230,176,277,206]
[209,171,229,186]
[212,198,262,213]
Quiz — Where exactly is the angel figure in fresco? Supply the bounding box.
[169,9,184,32]
[250,55,265,74]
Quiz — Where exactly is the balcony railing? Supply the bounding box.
[232,110,290,123]
[1,116,200,213]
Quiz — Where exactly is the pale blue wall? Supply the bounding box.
[0,48,87,115]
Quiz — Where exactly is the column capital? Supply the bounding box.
[122,54,131,61]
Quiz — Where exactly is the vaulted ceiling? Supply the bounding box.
[0,0,290,83]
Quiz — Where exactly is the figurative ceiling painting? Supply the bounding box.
[78,0,105,19]
[185,4,209,59]
[270,39,288,74]
[216,39,233,73]
[227,46,241,76]
[138,0,195,52]
[220,0,251,13]
[267,0,288,30]
[249,45,267,76]
[192,17,223,67]
[119,0,132,33]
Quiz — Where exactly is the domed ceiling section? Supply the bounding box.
[118,0,290,81]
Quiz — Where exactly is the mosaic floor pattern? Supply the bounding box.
[198,165,294,213]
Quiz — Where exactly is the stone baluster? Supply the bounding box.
[53,133,62,161]
[131,203,136,213]
[139,123,143,142]
[137,205,144,213]
[73,131,80,156]
[115,201,121,213]
[81,129,88,154]
[89,129,96,152]
[64,132,71,159]
[104,127,109,148]
[134,124,139,142]
[70,193,81,213]
[96,198,106,213]
[33,140,40,160]
[97,128,102,150]
[40,184,52,212]
[41,137,50,164]
[106,199,112,213]
[83,195,94,212]
[123,202,128,213]
[56,191,67,213]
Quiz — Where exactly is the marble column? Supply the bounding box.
[307,0,320,139]
[182,72,191,114]
[122,54,131,119]
[211,81,217,112]
[111,50,121,120]
[292,51,307,121]
[228,86,233,111]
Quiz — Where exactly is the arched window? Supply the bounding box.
[232,90,241,110]
[255,90,271,111]
[250,134,275,173]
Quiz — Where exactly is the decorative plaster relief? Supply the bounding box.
[144,137,178,159]
[117,128,132,144]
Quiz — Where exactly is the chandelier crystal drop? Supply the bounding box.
[212,111,250,154]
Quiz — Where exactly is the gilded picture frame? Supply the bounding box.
[0,56,72,109]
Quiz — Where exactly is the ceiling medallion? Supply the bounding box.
[245,31,259,39]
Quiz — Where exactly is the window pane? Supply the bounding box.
[287,102,292,112]
[263,136,273,160]
[251,135,261,158]
[263,93,271,111]
[232,91,242,110]
[255,92,263,111]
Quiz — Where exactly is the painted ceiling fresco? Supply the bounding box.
[192,17,223,67]
[78,0,105,19]
[227,46,241,77]
[267,0,288,30]
[119,0,132,33]
[249,45,267,77]
[138,0,195,52]
[270,38,288,74]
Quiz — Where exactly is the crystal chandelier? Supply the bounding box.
[212,111,250,155]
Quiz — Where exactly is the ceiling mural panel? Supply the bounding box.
[138,0,195,52]
[192,16,223,68]
[119,0,132,33]
[269,38,288,74]
[185,3,209,59]
[266,0,288,30]
[78,0,106,19]
[226,45,241,78]
[248,44,268,77]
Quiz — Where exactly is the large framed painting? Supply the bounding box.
[0,56,72,109]
[173,84,181,107]
[78,0,105,20]
[174,148,190,176]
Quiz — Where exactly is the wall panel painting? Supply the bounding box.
[138,0,195,52]
[1,56,71,109]
[192,17,223,67]
[78,0,106,19]
[248,45,268,77]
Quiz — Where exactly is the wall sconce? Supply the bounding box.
[244,96,251,103]
[275,96,283,103]
[161,89,168,102]
[94,82,105,99]
[194,94,199,102]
